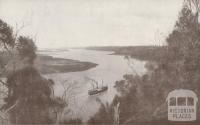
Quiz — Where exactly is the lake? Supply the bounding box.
[39,49,147,121]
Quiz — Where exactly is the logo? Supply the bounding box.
[166,89,198,121]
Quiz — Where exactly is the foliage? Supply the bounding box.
[3,67,54,124]
[88,75,138,125]
[0,19,14,48]
[87,1,200,125]
[0,18,66,124]
[122,2,200,124]
[87,102,114,125]
[0,19,14,75]
[16,36,37,64]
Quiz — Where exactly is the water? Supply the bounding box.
[39,49,147,121]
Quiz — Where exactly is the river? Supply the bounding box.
[39,49,147,121]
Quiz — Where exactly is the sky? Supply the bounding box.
[0,0,183,48]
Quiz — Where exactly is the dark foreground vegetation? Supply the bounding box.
[0,19,83,124]
[88,1,200,125]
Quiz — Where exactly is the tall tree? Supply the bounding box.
[0,18,65,125]
[16,36,37,64]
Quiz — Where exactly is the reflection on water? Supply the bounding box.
[39,49,147,121]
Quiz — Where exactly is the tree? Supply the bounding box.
[0,18,15,124]
[0,19,14,49]
[16,36,37,64]
[89,1,200,125]
[5,67,54,124]
[185,0,200,23]
[0,18,66,125]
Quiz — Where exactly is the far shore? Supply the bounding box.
[85,46,166,61]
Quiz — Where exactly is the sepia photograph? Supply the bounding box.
[0,0,200,125]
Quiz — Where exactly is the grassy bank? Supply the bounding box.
[35,55,98,74]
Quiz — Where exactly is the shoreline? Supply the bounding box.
[86,46,166,61]
[35,55,98,74]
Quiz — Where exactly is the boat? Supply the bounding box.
[88,78,108,95]
[88,86,108,95]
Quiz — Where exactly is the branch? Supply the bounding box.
[125,56,139,76]
[0,79,6,86]
[3,100,19,114]
[33,33,38,42]
[0,90,7,96]
[3,42,12,56]
[14,22,25,39]
[14,21,30,42]
[60,80,80,102]
[0,113,8,122]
